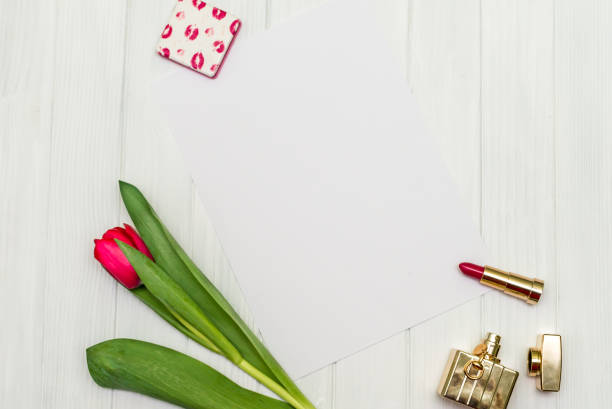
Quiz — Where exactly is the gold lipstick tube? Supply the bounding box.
[482,266,544,304]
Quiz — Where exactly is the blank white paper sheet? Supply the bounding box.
[156,0,488,378]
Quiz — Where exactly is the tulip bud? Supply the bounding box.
[94,224,153,289]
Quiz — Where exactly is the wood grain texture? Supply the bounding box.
[407,2,482,407]
[555,1,612,407]
[0,2,54,97]
[0,95,49,409]
[481,1,557,408]
[0,1,56,408]
[335,333,408,409]
[40,1,127,408]
[1,0,611,408]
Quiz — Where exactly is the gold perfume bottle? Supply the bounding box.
[438,333,519,409]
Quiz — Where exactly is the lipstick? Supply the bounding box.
[459,262,544,304]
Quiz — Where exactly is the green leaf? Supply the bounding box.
[119,181,315,409]
[87,338,292,409]
[118,241,240,362]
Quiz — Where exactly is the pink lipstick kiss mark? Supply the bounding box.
[192,0,206,10]
[161,24,172,39]
[158,48,170,58]
[176,11,186,20]
[230,19,241,35]
[185,25,199,40]
[204,27,214,37]
[177,49,184,56]
[191,52,204,70]
[210,64,219,73]
[213,40,225,53]
[212,7,227,20]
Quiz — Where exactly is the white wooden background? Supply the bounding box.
[1,0,610,408]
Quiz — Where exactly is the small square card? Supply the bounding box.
[157,1,241,78]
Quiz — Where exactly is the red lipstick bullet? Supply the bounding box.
[459,262,484,280]
[459,262,544,304]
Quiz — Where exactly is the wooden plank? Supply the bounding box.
[555,1,612,407]
[480,1,556,408]
[0,1,54,96]
[0,1,55,408]
[296,367,335,409]
[0,95,49,409]
[40,1,127,407]
[407,1,481,408]
[335,332,408,409]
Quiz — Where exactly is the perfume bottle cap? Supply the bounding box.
[528,334,562,392]
[474,332,502,363]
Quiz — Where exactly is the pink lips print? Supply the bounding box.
[161,24,172,39]
[213,40,225,53]
[157,2,239,78]
[212,7,227,20]
[192,0,206,10]
[230,19,241,35]
[191,52,204,70]
[184,24,199,40]
[158,48,170,58]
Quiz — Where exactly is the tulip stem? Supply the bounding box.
[237,360,310,409]
[164,302,222,354]
[165,303,310,409]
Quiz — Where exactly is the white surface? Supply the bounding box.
[157,0,487,378]
[1,0,610,408]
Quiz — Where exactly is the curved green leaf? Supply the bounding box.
[87,338,292,409]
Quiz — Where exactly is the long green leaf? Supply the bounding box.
[119,181,281,382]
[87,338,292,409]
[118,241,241,363]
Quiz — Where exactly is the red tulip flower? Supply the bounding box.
[94,224,153,289]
